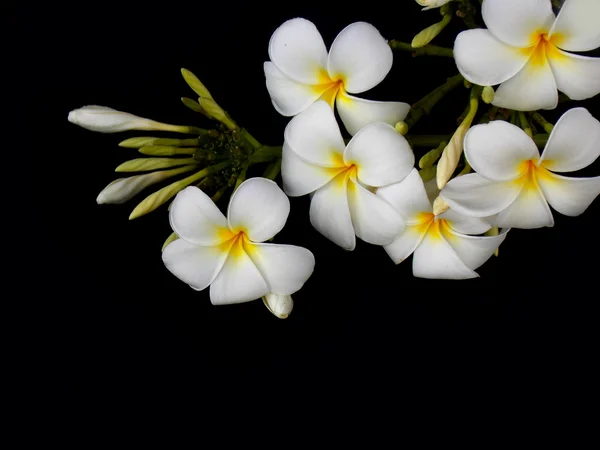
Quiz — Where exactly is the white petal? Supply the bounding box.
[246,243,315,295]
[383,224,428,264]
[309,171,356,250]
[537,172,600,217]
[412,227,478,279]
[550,0,600,52]
[284,101,346,168]
[327,22,393,94]
[268,18,329,85]
[539,107,600,172]
[439,210,491,235]
[336,91,410,136]
[464,121,539,181]
[210,238,269,305]
[376,169,432,222]
[344,122,414,187]
[491,182,554,229]
[547,49,600,101]
[347,178,405,246]
[169,186,229,246]
[264,62,323,116]
[482,0,555,47]
[492,55,558,111]
[227,178,290,243]
[454,29,532,86]
[441,226,509,271]
[441,173,523,218]
[281,141,342,197]
[162,239,230,291]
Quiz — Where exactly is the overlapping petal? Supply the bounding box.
[347,178,405,245]
[550,0,600,52]
[309,171,355,250]
[327,22,393,94]
[169,186,229,246]
[491,182,554,229]
[210,239,269,305]
[492,55,558,111]
[162,239,231,291]
[441,227,508,271]
[344,122,414,187]
[384,225,428,264]
[376,169,432,222]
[464,121,540,181]
[547,50,600,102]
[284,101,346,168]
[537,172,600,217]
[264,62,324,116]
[482,0,555,48]
[439,210,491,235]
[412,227,478,279]
[281,142,342,197]
[441,173,523,218]
[227,178,290,243]
[539,107,600,172]
[336,91,410,136]
[246,243,315,295]
[454,29,532,86]
[268,18,329,85]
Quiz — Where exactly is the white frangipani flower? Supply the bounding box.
[282,101,414,251]
[440,108,600,229]
[262,293,294,319]
[416,0,454,11]
[264,18,410,135]
[162,178,315,305]
[68,105,190,133]
[454,0,600,111]
[377,169,508,279]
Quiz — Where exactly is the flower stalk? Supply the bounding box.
[388,40,454,57]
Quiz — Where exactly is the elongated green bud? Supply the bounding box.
[181,68,214,100]
[138,146,196,156]
[115,157,197,172]
[411,11,452,48]
[419,166,437,182]
[198,98,237,130]
[419,140,447,169]
[119,137,201,148]
[129,160,231,220]
[181,97,208,114]
[481,86,495,104]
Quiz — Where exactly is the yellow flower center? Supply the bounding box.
[514,158,555,190]
[527,32,566,67]
[216,228,256,261]
[312,69,345,107]
[412,212,454,243]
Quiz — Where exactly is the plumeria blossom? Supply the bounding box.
[377,169,508,279]
[282,101,414,250]
[162,178,315,305]
[440,108,600,229]
[264,18,410,135]
[416,0,454,11]
[454,0,600,111]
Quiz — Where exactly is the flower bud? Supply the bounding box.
[433,196,450,216]
[415,0,454,10]
[262,293,293,319]
[481,86,495,104]
[115,157,196,172]
[198,98,237,131]
[181,68,214,100]
[411,10,452,48]
[96,164,197,205]
[394,121,409,135]
[68,105,192,134]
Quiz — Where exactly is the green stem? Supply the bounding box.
[530,112,554,133]
[234,166,248,191]
[403,74,464,131]
[388,40,454,57]
[241,128,261,151]
[249,145,283,164]
[263,159,282,181]
[518,111,533,138]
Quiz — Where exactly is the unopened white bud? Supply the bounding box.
[262,293,293,319]
[415,0,454,11]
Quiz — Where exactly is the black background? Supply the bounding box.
[17,0,599,397]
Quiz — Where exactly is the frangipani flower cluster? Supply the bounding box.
[68,0,600,317]
[454,0,600,111]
